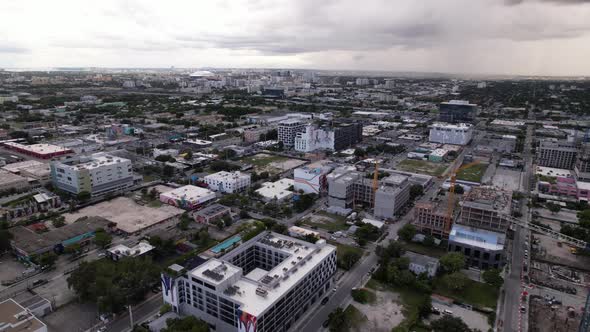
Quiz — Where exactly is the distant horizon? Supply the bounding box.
[2,66,589,80]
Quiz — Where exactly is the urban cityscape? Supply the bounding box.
[1,1,590,332]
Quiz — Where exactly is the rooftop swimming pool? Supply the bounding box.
[211,235,241,254]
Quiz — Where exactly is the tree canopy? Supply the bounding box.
[162,316,210,332]
[439,252,465,273]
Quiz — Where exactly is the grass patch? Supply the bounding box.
[456,163,488,183]
[433,277,498,309]
[303,213,349,232]
[401,241,447,258]
[397,159,449,177]
[351,288,377,304]
[147,200,163,208]
[143,174,158,182]
[240,153,288,167]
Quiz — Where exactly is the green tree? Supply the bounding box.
[77,191,91,202]
[398,224,417,242]
[410,185,424,200]
[440,252,465,273]
[431,315,472,332]
[213,219,225,230]
[339,249,362,270]
[423,234,435,247]
[94,229,112,248]
[52,216,66,228]
[163,165,175,178]
[482,268,504,288]
[547,202,561,215]
[302,233,319,243]
[162,316,210,332]
[328,307,348,332]
[353,148,366,158]
[67,258,161,314]
[38,252,58,268]
[160,303,172,315]
[453,184,465,195]
[0,229,13,253]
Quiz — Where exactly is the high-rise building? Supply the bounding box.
[429,123,473,146]
[278,119,306,147]
[50,153,134,197]
[160,231,337,332]
[438,100,478,123]
[204,171,251,193]
[575,143,590,182]
[294,123,362,152]
[537,139,578,170]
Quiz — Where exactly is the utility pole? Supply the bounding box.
[128,303,134,329]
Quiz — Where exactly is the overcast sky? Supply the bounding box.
[1,0,590,76]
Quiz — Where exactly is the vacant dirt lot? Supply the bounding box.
[353,289,404,332]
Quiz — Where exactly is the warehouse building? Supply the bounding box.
[2,142,73,160]
[160,185,216,210]
[160,231,337,332]
[0,169,30,193]
[194,204,232,224]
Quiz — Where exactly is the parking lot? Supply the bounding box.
[427,301,491,331]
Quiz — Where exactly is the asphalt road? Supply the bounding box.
[104,292,163,332]
[500,123,534,332]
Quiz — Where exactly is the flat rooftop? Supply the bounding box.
[4,142,72,155]
[66,153,130,171]
[187,232,336,317]
[0,299,47,332]
[160,185,216,203]
[0,170,27,186]
[462,186,511,214]
[449,224,505,251]
[1,160,45,173]
[63,196,184,234]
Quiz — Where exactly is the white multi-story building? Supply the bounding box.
[293,163,333,194]
[161,231,337,332]
[278,119,306,147]
[429,123,473,146]
[204,171,251,193]
[50,153,134,197]
[294,125,334,152]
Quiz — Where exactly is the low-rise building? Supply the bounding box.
[288,225,320,239]
[2,142,73,160]
[403,251,439,278]
[194,204,232,224]
[204,171,251,193]
[448,224,505,270]
[159,185,216,210]
[293,162,333,194]
[0,299,47,332]
[0,170,29,193]
[107,241,155,261]
[256,179,294,201]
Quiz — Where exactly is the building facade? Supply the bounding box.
[278,119,306,147]
[458,186,512,233]
[293,164,333,194]
[438,100,477,123]
[204,171,251,193]
[448,224,505,270]
[160,185,216,210]
[537,140,578,170]
[327,167,410,219]
[161,232,337,332]
[50,153,134,197]
[429,123,473,146]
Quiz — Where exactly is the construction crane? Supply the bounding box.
[372,161,379,207]
[445,160,480,234]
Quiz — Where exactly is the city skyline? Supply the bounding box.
[2,0,590,76]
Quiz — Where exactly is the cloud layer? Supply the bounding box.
[0,0,589,75]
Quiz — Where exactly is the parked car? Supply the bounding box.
[321,297,329,305]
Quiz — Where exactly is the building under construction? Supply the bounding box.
[458,186,512,232]
[327,167,410,219]
[413,192,458,239]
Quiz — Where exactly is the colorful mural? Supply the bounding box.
[237,309,257,332]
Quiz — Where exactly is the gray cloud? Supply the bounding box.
[506,0,590,5]
[0,45,29,53]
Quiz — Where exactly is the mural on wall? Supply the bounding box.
[160,194,199,210]
[237,308,257,332]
